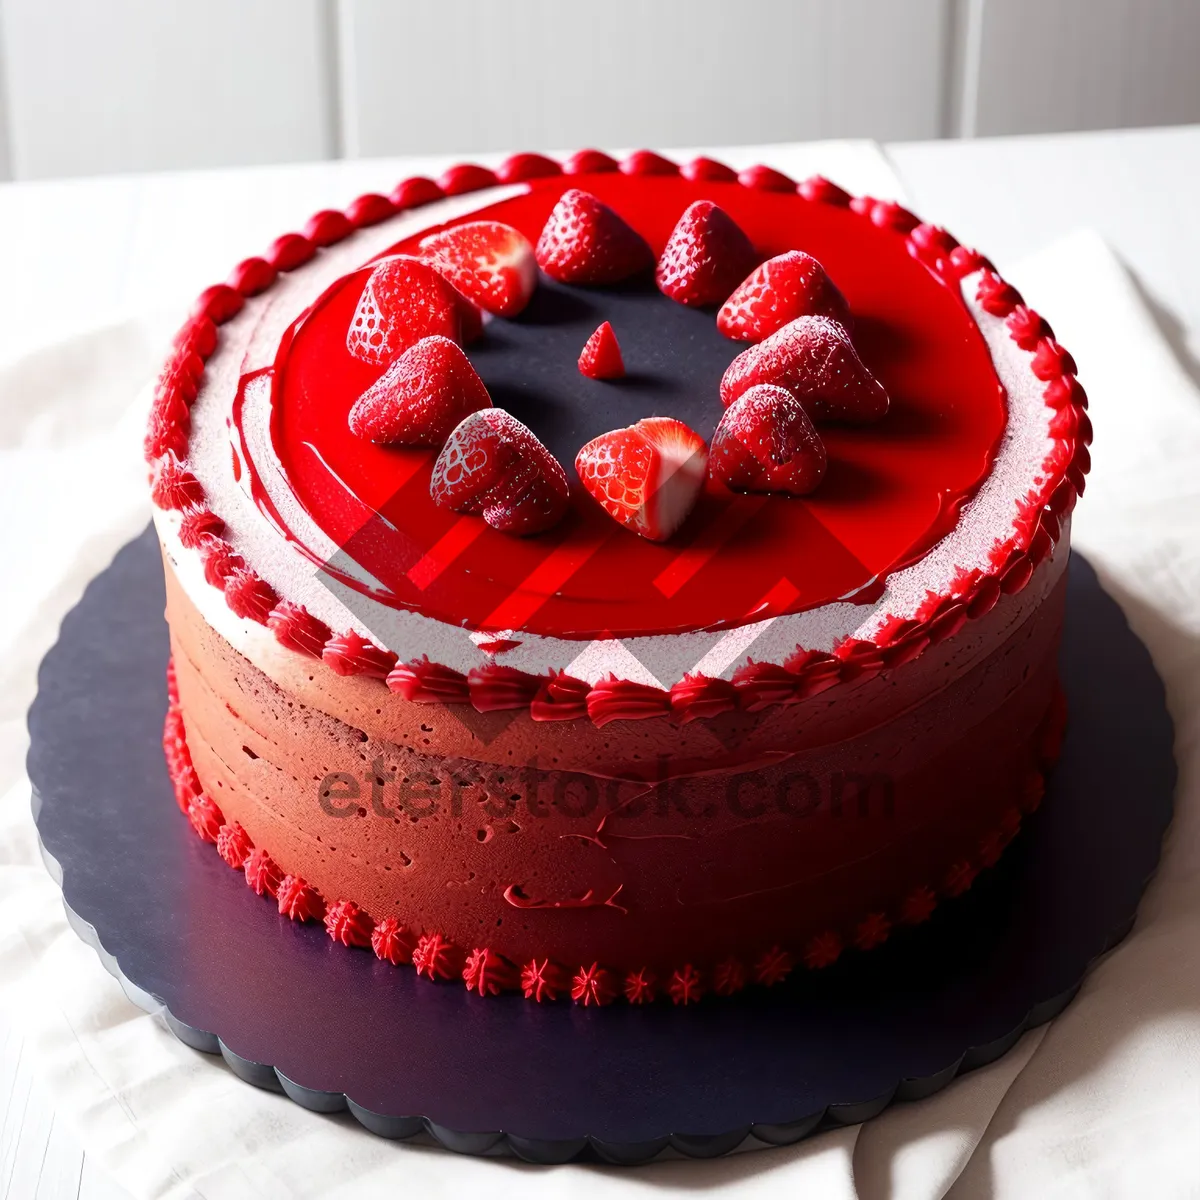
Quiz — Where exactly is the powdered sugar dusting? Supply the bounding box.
[849,269,1056,639]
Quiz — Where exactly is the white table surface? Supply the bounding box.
[1,126,1197,1199]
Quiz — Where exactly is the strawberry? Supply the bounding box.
[419,220,537,318]
[717,250,852,341]
[430,409,568,535]
[710,384,827,495]
[720,316,889,424]
[655,200,758,308]
[578,321,625,379]
[535,189,653,285]
[346,256,461,366]
[576,417,707,542]
[348,335,491,446]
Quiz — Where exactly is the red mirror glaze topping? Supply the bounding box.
[253,173,1007,640]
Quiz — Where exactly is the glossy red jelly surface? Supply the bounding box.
[261,174,1006,639]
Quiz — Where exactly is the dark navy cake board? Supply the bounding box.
[27,527,1175,1164]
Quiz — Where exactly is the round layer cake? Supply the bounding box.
[149,149,1090,1005]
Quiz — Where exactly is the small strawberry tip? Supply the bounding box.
[578,321,625,380]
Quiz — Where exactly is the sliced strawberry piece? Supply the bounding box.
[711,384,827,495]
[346,256,461,365]
[720,315,889,424]
[575,417,707,542]
[430,409,568,535]
[717,250,852,341]
[535,189,653,285]
[578,321,625,379]
[419,220,537,318]
[655,200,758,308]
[348,335,491,446]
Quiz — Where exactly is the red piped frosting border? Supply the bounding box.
[164,659,1065,1005]
[147,150,1092,727]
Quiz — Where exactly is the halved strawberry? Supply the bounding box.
[535,189,653,285]
[717,251,852,341]
[720,316,889,424]
[711,384,827,495]
[575,417,707,542]
[348,336,491,446]
[578,321,625,379]
[430,409,568,535]
[419,220,537,318]
[655,200,758,308]
[346,256,461,366]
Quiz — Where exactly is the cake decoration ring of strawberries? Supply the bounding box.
[344,186,890,542]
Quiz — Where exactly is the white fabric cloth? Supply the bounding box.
[0,161,1198,1198]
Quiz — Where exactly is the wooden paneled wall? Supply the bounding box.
[0,0,1196,180]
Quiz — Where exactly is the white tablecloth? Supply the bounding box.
[0,144,1197,1198]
